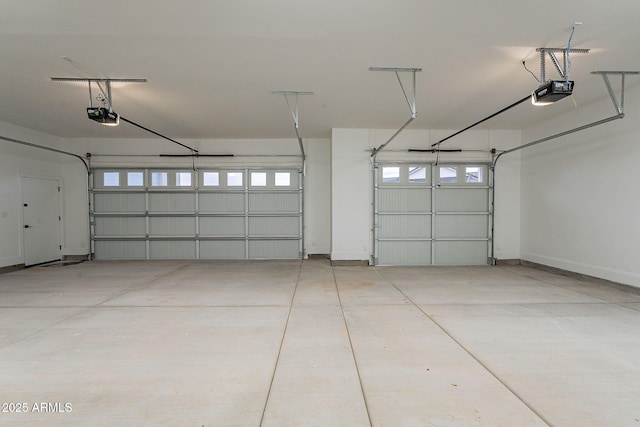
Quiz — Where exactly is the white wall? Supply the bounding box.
[490,130,522,261]
[331,127,522,262]
[331,129,372,261]
[305,138,331,255]
[0,120,89,267]
[521,82,640,287]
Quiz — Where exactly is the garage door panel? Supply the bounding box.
[94,193,145,213]
[200,217,245,237]
[199,193,245,213]
[378,188,431,212]
[249,240,299,259]
[378,214,431,239]
[94,241,146,260]
[249,193,298,213]
[436,188,488,212]
[149,217,196,236]
[149,241,196,259]
[435,215,488,239]
[249,216,299,237]
[435,241,488,265]
[149,193,195,213]
[199,240,246,259]
[94,217,146,236]
[378,241,431,266]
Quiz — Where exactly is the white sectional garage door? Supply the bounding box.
[91,168,302,260]
[374,162,491,265]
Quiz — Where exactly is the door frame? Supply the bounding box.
[372,161,493,266]
[89,167,304,260]
[21,175,63,266]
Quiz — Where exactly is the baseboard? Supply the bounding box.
[330,259,370,266]
[492,257,640,292]
[522,253,640,289]
[0,264,25,275]
[63,254,90,262]
[521,260,640,292]
[494,258,522,266]
[307,254,330,260]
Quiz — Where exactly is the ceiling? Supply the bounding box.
[1,0,639,141]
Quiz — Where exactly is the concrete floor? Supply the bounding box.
[1,260,640,426]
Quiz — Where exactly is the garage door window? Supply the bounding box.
[103,172,120,187]
[251,172,267,187]
[409,166,427,183]
[382,167,400,183]
[465,166,484,183]
[439,166,457,184]
[227,172,243,187]
[176,172,192,187]
[275,172,291,187]
[151,172,168,187]
[127,172,144,187]
[202,172,219,186]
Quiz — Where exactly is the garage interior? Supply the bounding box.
[2,1,640,426]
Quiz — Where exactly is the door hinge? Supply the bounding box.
[59,245,62,250]
[58,187,61,192]
[59,216,61,221]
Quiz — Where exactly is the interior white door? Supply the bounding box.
[22,177,61,266]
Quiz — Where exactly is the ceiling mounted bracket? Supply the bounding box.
[52,77,147,127]
[52,77,198,154]
[272,91,313,161]
[51,77,147,111]
[536,48,589,82]
[369,67,422,159]
[591,71,640,114]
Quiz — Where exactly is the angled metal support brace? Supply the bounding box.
[369,67,422,159]
[547,51,565,79]
[592,71,640,114]
[273,90,313,260]
[272,91,313,161]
